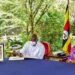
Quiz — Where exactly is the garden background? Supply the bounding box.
[0,0,75,57]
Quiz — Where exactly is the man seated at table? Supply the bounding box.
[13,34,45,59]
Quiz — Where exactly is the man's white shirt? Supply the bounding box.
[20,41,45,59]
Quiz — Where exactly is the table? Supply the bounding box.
[0,58,75,75]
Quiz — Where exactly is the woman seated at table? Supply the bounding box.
[13,34,45,59]
[68,46,75,63]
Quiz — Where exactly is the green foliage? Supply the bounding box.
[40,10,64,51]
[20,32,30,45]
[71,39,75,46]
[71,21,75,35]
[0,0,75,55]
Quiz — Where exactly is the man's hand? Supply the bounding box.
[13,50,17,56]
[12,50,23,57]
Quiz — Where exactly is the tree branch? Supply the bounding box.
[28,0,34,34]
[34,4,50,26]
[33,0,44,18]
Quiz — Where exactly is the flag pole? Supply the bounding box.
[68,0,69,18]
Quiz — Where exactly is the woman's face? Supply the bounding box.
[72,54,75,59]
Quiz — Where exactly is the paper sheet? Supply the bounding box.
[9,56,24,61]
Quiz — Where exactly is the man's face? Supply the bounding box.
[31,37,36,42]
[31,34,37,42]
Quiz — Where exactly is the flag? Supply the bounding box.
[62,0,71,55]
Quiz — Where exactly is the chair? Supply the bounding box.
[41,41,51,59]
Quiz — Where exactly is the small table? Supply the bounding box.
[49,55,68,62]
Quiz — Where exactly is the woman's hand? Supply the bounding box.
[70,60,75,63]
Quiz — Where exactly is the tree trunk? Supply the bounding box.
[29,0,34,34]
[30,14,34,34]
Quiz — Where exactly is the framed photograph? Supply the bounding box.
[0,43,4,62]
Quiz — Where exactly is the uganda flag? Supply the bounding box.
[62,0,71,55]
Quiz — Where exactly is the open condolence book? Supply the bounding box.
[9,56,24,61]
